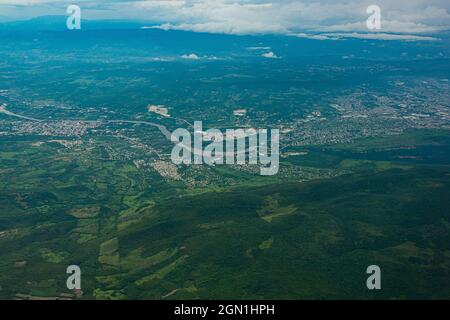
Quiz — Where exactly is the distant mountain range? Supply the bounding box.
[0,15,148,30]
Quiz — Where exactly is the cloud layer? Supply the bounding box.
[1,0,449,37]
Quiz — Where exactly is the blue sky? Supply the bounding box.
[1,0,449,38]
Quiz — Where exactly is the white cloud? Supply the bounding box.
[324,32,438,41]
[181,53,200,60]
[242,3,273,9]
[141,0,450,37]
[292,33,336,40]
[147,21,285,35]
[1,0,450,38]
[261,51,279,59]
[314,20,446,34]
[293,31,438,41]
[179,53,223,60]
[247,46,272,50]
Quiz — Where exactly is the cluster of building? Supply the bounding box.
[7,121,101,137]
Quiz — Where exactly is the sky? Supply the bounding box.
[0,0,449,38]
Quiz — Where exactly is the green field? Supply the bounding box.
[0,129,449,299]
